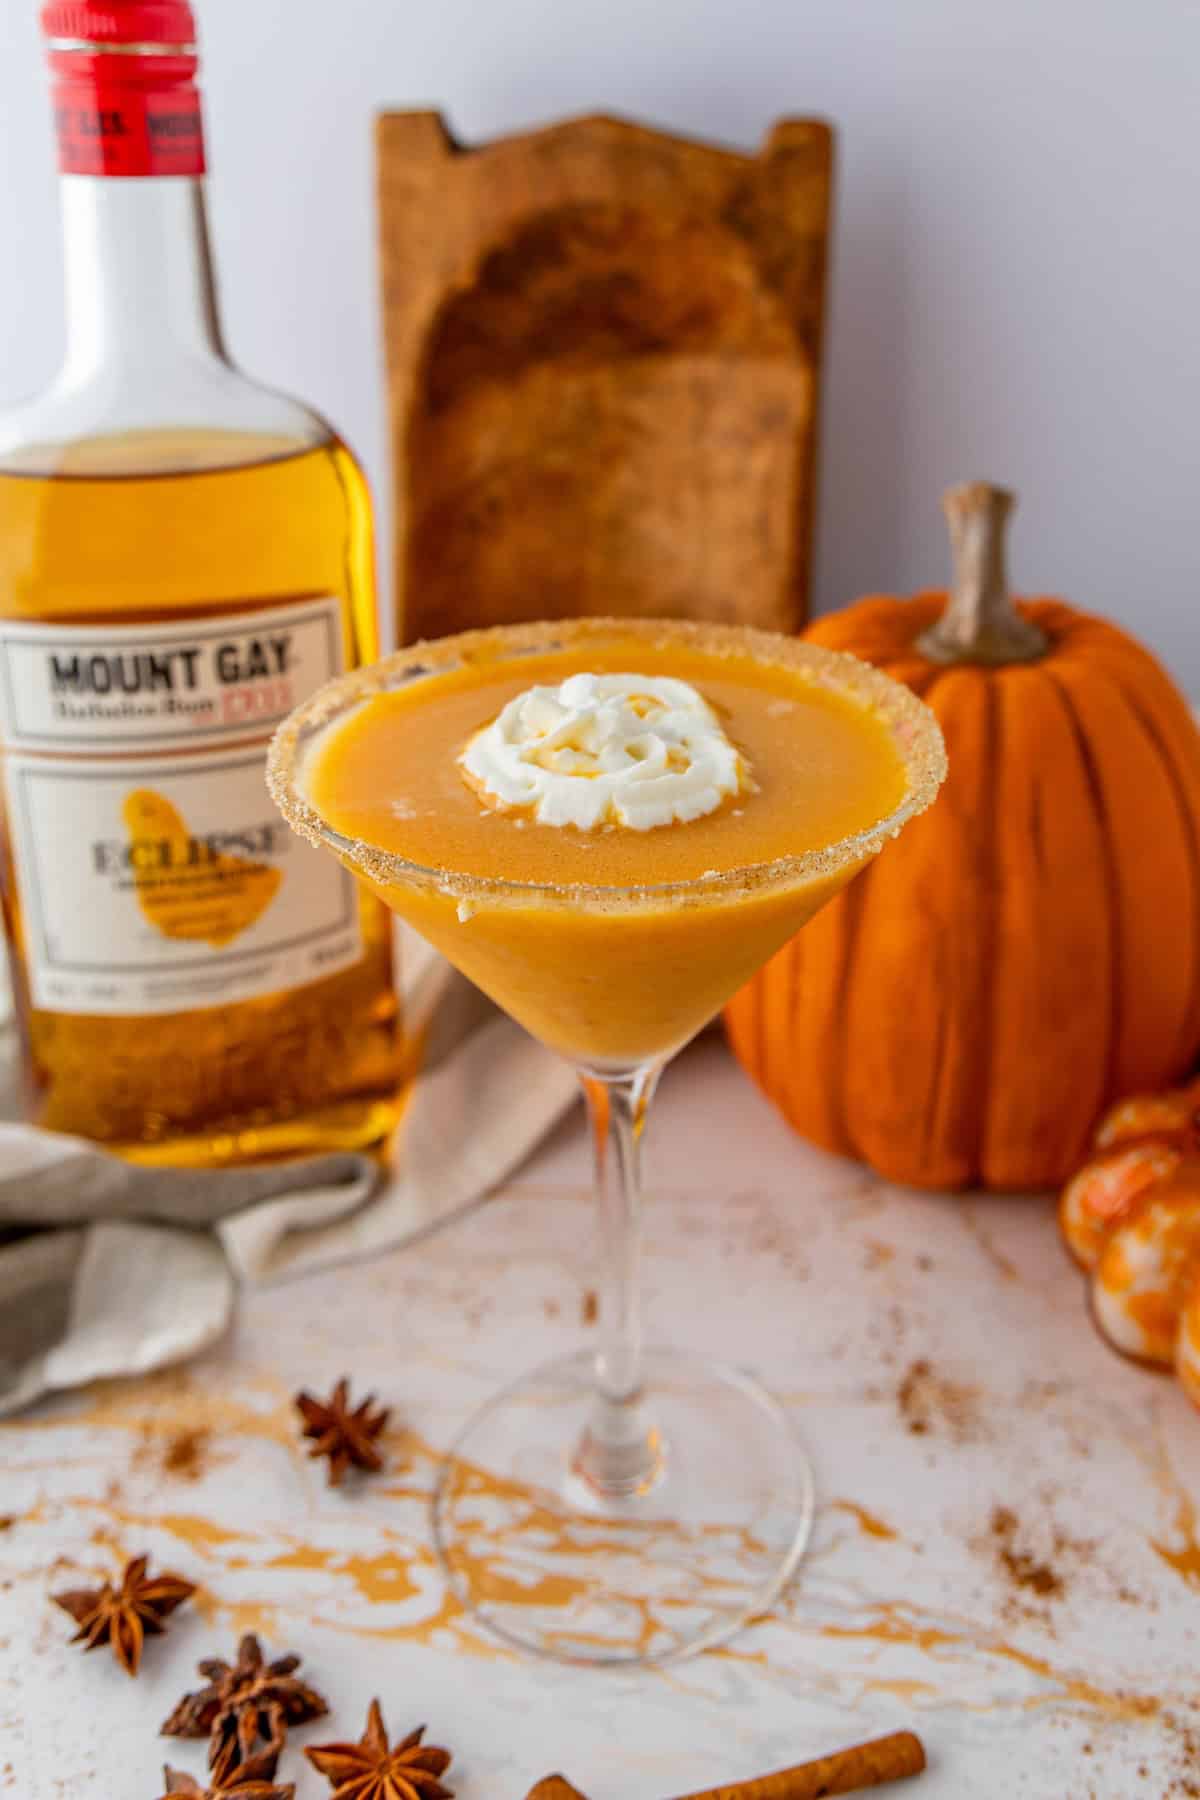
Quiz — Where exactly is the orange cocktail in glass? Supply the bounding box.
[268,618,946,1664]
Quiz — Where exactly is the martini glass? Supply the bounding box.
[267,619,946,1666]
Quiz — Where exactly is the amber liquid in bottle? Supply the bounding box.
[0,431,400,1160]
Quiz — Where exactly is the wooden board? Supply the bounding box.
[376,112,833,643]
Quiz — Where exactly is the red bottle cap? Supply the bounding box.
[42,0,206,178]
[41,2,197,47]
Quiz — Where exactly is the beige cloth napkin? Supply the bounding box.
[0,927,578,1415]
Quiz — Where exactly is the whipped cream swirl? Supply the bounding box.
[459,672,749,831]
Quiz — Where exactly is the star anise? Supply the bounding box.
[294,1377,389,1486]
[306,1700,453,1800]
[52,1553,195,1677]
[159,1747,294,1799]
[162,1633,327,1776]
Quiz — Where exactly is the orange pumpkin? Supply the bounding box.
[1060,1082,1200,1404]
[727,482,1200,1190]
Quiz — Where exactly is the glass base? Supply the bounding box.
[432,1347,814,1666]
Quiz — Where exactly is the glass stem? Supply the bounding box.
[572,1061,664,1501]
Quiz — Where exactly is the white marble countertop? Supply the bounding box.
[3,1036,1199,1798]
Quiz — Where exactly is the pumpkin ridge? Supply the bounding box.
[974,672,1003,1184]
[838,660,983,1186]
[1094,660,1200,1075]
[1028,774,1046,881]
[920,953,959,1178]
[827,869,871,1163]
[1044,668,1123,1110]
[1055,657,1195,1091]
[986,666,1111,1184]
[917,662,989,1181]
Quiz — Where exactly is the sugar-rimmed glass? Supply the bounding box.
[267,618,946,1666]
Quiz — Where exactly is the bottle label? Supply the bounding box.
[0,598,363,1016]
[52,75,206,179]
[0,601,342,752]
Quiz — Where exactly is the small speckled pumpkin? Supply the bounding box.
[726,483,1200,1191]
[1060,1081,1200,1402]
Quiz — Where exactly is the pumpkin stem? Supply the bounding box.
[916,482,1049,666]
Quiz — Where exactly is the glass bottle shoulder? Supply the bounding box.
[0,358,335,478]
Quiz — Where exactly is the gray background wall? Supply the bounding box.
[2,0,1196,678]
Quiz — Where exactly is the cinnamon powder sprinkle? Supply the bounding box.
[990,1506,1064,1599]
[132,1423,213,1484]
[1161,1710,1200,1798]
[896,1358,981,1443]
[162,1429,212,1482]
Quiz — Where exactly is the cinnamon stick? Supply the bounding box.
[671,1731,926,1798]
[523,1730,926,1800]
